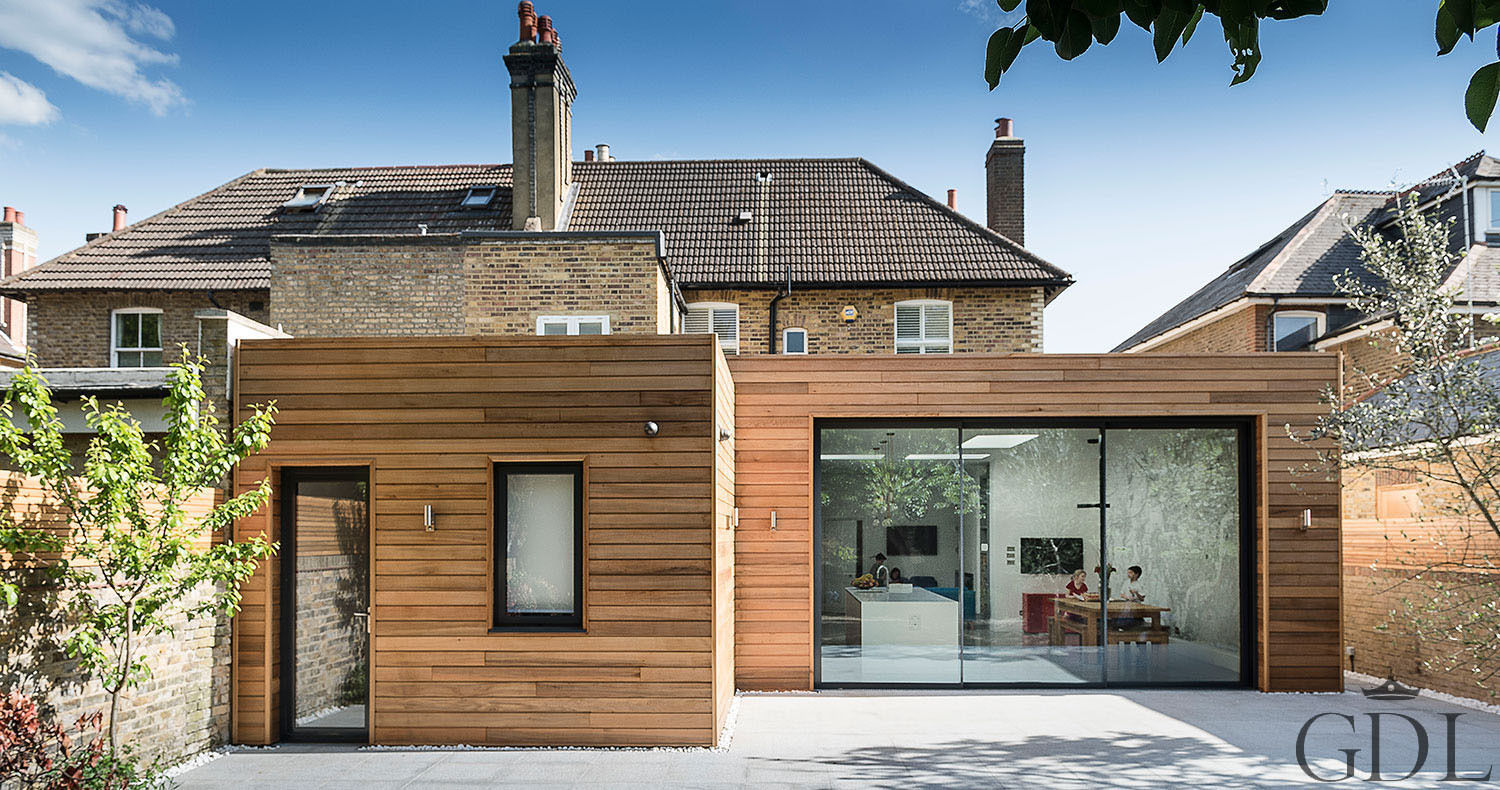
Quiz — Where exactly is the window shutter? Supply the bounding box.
[710,307,739,354]
[923,302,951,340]
[683,308,711,335]
[895,304,922,340]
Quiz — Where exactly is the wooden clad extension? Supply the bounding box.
[726,352,1343,693]
[230,335,734,747]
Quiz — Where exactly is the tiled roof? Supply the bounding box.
[2,159,1069,293]
[1115,150,1500,352]
[1111,191,1392,352]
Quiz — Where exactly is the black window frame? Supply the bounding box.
[493,461,585,631]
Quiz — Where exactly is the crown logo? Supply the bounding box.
[1362,675,1419,701]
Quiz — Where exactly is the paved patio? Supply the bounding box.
[175,680,1500,788]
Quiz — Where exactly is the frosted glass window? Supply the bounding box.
[496,464,582,628]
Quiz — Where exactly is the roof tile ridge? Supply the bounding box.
[849,157,1073,284]
[260,163,508,174]
[3,168,270,287]
[1246,194,1345,294]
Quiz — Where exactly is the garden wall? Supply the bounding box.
[0,472,226,766]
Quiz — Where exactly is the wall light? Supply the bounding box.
[424,504,435,532]
[1300,508,1312,531]
[644,421,660,437]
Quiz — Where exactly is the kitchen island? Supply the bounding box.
[842,586,961,647]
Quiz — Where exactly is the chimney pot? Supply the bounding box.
[537,15,555,45]
[584,149,595,162]
[946,189,957,210]
[995,117,1014,138]
[13,211,22,226]
[2,207,13,223]
[518,1,536,42]
[112,204,128,232]
[595,143,611,162]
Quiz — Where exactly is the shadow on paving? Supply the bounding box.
[758,733,1287,789]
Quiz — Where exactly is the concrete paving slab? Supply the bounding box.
[172,680,1500,788]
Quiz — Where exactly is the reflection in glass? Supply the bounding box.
[1104,428,1243,683]
[291,478,369,732]
[960,428,1104,684]
[818,427,964,684]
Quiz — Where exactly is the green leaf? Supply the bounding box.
[1181,5,1204,44]
[1123,0,1158,30]
[1088,9,1122,44]
[1056,10,1095,59]
[1153,6,1194,61]
[998,0,1024,10]
[1466,61,1500,131]
[1221,12,1263,84]
[985,28,1014,89]
[1079,0,1120,15]
[1438,1,1464,54]
[1027,0,1072,38]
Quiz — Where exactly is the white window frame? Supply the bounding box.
[684,302,740,355]
[782,327,808,355]
[110,307,165,368]
[1485,187,1500,230]
[461,186,498,208]
[536,315,611,336]
[1270,310,1325,352]
[282,184,334,211]
[893,299,953,354]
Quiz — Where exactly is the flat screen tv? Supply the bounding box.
[1020,537,1084,575]
[886,525,937,556]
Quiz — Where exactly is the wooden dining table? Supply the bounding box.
[1049,596,1170,646]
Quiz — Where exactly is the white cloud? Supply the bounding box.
[0,0,184,117]
[0,71,59,125]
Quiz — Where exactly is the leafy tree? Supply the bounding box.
[1296,193,1500,691]
[982,1,1500,131]
[0,356,278,749]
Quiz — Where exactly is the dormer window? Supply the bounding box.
[282,184,334,211]
[1271,310,1324,352]
[462,186,498,208]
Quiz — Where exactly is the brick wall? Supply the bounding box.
[270,241,465,337]
[27,290,269,368]
[1333,316,1500,398]
[1343,461,1500,702]
[682,286,1045,355]
[463,238,669,335]
[0,475,227,766]
[1146,304,1266,353]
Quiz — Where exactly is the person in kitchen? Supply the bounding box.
[1110,565,1147,630]
[1065,568,1089,598]
[868,553,890,585]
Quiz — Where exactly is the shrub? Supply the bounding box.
[0,690,160,789]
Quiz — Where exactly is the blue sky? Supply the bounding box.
[1,1,1498,352]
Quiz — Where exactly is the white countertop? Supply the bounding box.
[843,586,957,605]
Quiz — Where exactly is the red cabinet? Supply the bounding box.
[1022,593,1056,634]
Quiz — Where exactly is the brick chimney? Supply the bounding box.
[113,204,128,232]
[0,206,37,346]
[504,2,576,231]
[985,117,1024,245]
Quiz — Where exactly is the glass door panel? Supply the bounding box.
[959,427,1104,684]
[1103,428,1245,683]
[817,426,963,684]
[281,469,370,740]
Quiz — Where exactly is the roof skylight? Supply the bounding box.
[282,184,334,210]
[461,186,498,208]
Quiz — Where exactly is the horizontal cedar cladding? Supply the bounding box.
[231,335,729,747]
[726,352,1341,693]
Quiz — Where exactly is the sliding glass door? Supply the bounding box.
[814,419,1250,688]
[957,426,1103,684]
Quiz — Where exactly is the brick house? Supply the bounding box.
[0,3,1345,755]
[1116,152,1500,703]
[1114,151,1500,369]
